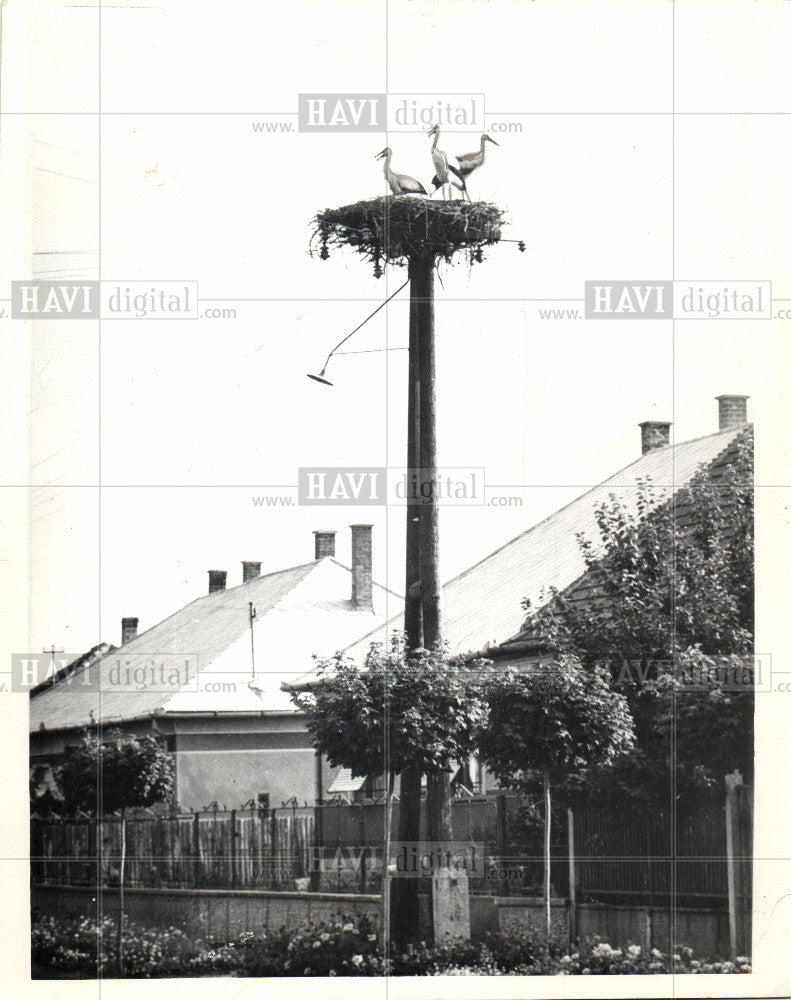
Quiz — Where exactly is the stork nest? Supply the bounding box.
[311,196,505,276]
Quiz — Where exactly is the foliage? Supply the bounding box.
[290,637,489,780]
[237,914,382,976]
[477,657,635,788]
[543,941,751,976]
[31,914,200,978]
[524,431,754,796]
[57,729,174,816]
[531,430,754,666]
[32,914,750,978]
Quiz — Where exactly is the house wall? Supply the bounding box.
[175,747,317,810]
[30,714,337,812]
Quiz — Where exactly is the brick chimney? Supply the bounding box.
[208,570,227,594]
[639,420,671,455]
[716,394,749,430]
[350,524,373,611]
[242,561,261,583]
[121,617,138,645]
[313,530,336,560]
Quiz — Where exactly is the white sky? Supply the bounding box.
[2,0,791,654]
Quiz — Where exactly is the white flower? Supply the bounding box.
[627,944,641,957]
[351,954,364,967]
[342,923,354,932]
[651,947,663,958]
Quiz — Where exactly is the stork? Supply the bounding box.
[454,133,499,198]
[427,125,468,201]
[375,147,427,196]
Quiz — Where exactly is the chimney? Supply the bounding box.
[716,394,749,431]
[242,561,261,583]
[121,617,138,645]
[208,570,227,594]
[313,530,336,560]
[639,420,671,455]
[350,524,373,611]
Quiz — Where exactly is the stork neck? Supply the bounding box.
[430,131,439,153]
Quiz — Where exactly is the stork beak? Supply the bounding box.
[307,373,334,386]
[488,136,500,146]
[374,149,386,159]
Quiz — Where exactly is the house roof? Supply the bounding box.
[305,424,750,676]
[30,558,402,733]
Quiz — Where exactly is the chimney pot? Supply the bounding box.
[313,530,336,560]
[716,394,749,431]
[350,524,373,611]
[639,420,671,455]
[242,561,262,583]
[208,570,227,594]
[121,617,139,645]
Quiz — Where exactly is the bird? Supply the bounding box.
[427,125,468,201]
[454,133,500,197]
[375,147,427,196]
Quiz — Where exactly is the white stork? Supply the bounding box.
[375,147,427,196]
[454,133,499,198]
[427,125,468,201]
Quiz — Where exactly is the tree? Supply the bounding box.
[58,730,174,974]
[478,658,635,947]
[527,430,754,799]
[290,636,489,946]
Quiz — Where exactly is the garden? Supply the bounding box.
[32,912,750,978]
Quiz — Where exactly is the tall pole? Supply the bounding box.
[392,256,427,949]
[413,251,452,847]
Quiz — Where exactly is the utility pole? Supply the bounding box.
[312,194,505,949]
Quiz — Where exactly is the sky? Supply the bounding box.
[2,0,790,656]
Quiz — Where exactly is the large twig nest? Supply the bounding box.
[311,196,505,276]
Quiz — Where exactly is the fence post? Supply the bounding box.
[230,810,237,887]
[359,803,367,893]
[725,775,752,957]
[192,812,201,887]
[270,808,278,886]
[567,807,577,947]
[496,794,509,897]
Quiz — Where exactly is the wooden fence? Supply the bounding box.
[31,791,750,908]
[31,805,314,890]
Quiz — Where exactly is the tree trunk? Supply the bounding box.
[117,808,126,975]
[543,771,551,951]
[426,771,453,842]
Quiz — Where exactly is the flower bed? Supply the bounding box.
[31,913,750,978]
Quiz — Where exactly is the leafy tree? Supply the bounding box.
[478,658,635,946]
[290,636,489,948]
[291,638,488,781]
[58,730,174,974]
[526,430,754,799]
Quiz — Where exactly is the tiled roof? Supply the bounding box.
[335,425,750,667]
[30,559,402,732]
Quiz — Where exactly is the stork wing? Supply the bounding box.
[398,173,427,194]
